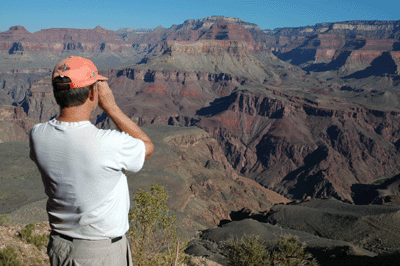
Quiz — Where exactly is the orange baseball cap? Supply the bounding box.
[52,56,108,89]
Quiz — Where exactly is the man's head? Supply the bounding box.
[52,56,108,108]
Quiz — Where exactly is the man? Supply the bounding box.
[29,56,154,265]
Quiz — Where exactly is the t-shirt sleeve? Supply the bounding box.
[114,131,146,173]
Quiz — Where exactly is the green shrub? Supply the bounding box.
[271,235,318,266]
[128,184,186,266]
[18,223,49,249]
[224,234,318,266]
[0,246,21,266]
[0,214,11,226]
[19,223,35,240]
[225,235,267,266]
[29,233,49,249]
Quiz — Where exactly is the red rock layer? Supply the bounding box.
[198,20,254,42]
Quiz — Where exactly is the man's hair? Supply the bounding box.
[52,76,95,108]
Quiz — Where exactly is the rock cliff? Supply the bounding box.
[0,106,36,142]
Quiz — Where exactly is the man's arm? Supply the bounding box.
[97,81,154,159]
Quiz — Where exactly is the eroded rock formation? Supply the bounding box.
[0,106,36,142]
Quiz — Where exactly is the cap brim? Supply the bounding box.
[97,74,108,81]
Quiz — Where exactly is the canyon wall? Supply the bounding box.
[194,89,400,202]
[2,18,399,75]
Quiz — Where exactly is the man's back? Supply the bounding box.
[30,119,146,240]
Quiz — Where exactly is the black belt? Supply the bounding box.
[52,232,123,243]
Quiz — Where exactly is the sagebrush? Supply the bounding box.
[0,246,21,266]
[225,235,267,266]
[18,224,49,249]
[225,234,319,266]
[128,184,187,266]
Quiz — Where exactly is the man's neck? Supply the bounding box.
[57,105,92,122]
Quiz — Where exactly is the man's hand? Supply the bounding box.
[96,81,154,159]
[97,81,117,113]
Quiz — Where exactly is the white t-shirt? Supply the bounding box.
[29,119,146,240]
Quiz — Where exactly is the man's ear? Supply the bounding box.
[89,85,96,101]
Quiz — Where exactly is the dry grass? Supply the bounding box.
[0,222,221,266]
[0,222,50,266]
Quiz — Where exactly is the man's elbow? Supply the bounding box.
[145,141,154,159]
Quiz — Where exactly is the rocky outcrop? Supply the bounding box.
[0,106,37,142]
[185,16,261,32]
[198,20,254,42]
[0,26,32,40]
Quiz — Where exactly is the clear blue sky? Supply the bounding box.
[1,0,399,33]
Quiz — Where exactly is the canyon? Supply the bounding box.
[1,16,400,264]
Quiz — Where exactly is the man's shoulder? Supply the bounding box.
[30,121,49,134]
[95,129,145,153]
[96,128,143,143]
[31,119,58,129]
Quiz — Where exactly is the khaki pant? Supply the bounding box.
[48,233,133,266]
